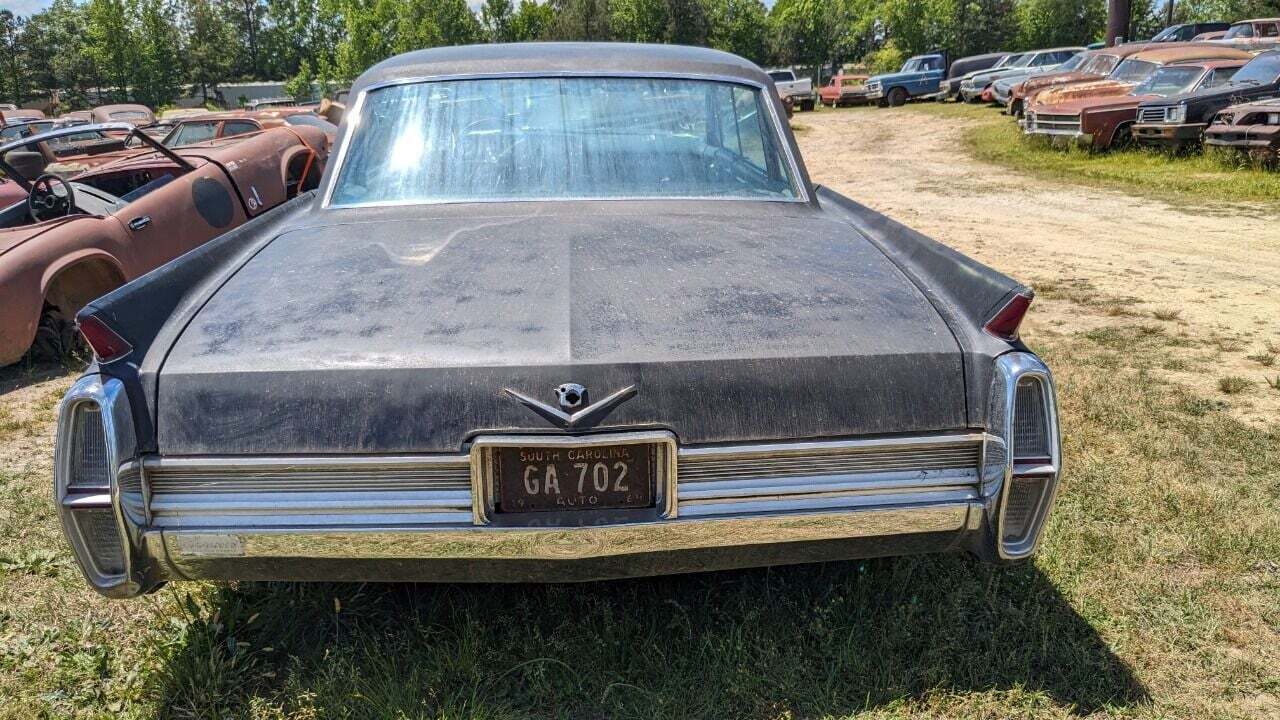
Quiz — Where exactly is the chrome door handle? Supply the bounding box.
[128,216,151,231]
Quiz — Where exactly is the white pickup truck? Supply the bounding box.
[766,68,815,112]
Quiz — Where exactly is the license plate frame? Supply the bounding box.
[469,431,677,526]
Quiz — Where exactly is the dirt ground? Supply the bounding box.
[795,106,1280,425]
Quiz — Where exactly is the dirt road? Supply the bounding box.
[795,106,1280,424]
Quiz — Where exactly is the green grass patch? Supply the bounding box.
[906,102,1280,205]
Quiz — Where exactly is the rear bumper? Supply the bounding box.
[56,354,1061,597]
[1133,122,1205,146]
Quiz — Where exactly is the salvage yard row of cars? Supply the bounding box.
[0,102,339,366]
[796,16,1280,162]
[6,43,1064,598]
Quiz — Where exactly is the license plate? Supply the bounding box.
[494,443,655,513]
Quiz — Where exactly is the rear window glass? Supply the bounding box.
[330,76,799,206]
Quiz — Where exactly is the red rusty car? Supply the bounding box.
[1023,57,1246,149]
[163,109,339,146]
[0,122,328,366]
[1007,44,1162,118]
[818,74,872,107]
[1029,45,1251,108]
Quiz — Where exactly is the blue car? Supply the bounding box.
[865,54,947,107]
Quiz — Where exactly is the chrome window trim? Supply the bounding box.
[991,352,1062,560]
[320,71,812,210]
[54,375,140,595]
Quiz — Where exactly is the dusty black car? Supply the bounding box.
[1134,49,1280,149]
[53,44,1061,598]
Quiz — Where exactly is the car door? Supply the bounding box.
[110,159,248,272]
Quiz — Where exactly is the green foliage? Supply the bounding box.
[510,0,555,41]
[864,38,907,74]
[480,0,515,42]
[1015,0,1108,48]
[707,0,768,64]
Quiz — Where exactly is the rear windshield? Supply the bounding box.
[1111,59,1158,83]
[109,111,151,121]
[1224,23,1254,39]
[1082,54,1121,75]
[768,71,794,82]
[330,77,800,206]
[1134,65,1205,96]
[1233,53,1280,84]
[284,114,337,133]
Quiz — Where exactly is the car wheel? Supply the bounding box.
[1112,124,1135,150]
[876,97,889,108]
[888,88,908,107]
[29,303,83,364]
[800,99,815,112]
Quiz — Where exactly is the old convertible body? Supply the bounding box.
[53,44,1061,598]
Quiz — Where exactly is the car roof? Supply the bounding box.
[1032,46,1087,53]
[351,42,771,96]
[1129,44,1254,63]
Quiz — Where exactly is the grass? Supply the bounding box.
[1218,375,1251,395]
[0,317,1277,719]
[904,102,1280,205]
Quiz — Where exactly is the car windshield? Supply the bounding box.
[1111,59,1158,82]
[1054,54,1087,72]
[1133,65,1205,96]
[1224,23,1254,39]
[767,71,793,82]
[1231,53,1280,84]
[165,121,219,147]
[1151,26,1181,41]
[330,77,800,206]
[1008,54,1035,68]
[284,114,338,133]
[109,110,150,121]
[0,121,54,140]
[1082,54,1121,75]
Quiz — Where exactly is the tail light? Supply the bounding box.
[984,292,1032,341]
[55,376,137,593]
[77,315,133,363]
[989,353,1061,560]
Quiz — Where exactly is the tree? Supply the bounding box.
[183,0,236,103]
[131,0,184,107]
[707,0,768,64]
[481,0,516,42]
[547,0,613,40]
[85,0,135,101]
[0,10,27,106]
[610,0,667,42]
[1017,0,1108,48]
[510,0,555,40]
[768,0,856,76]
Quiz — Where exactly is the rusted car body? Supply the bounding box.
[1023,58,1245,149]
[1212,18,1280,49]
[818,74,872,106]
[1133,50,1280,150]
[163,109,338,146]
[90,104,155,127]
[1,109,46,123]
[1027,45,1250,108]
[60,111,94,124]
[1007,45,1159,118]
[1204,97,1280,161]
[0,123,328,367]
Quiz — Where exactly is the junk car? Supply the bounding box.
[818,73,873,107]
[865,54,947,106]
[1149,22,1231,42]
[931,51,1012,101]
[1007,44,1159,118]
[1027,45,1251,108]
[0,122,327,367]
[1023,57,1245,149]
[1133,50,1280,150]
[991,53,1088,109]
[1203,96,1280,161]
[960,47,1084,103]
[51,43,1061,598]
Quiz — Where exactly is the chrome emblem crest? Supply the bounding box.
[504,384,636,430]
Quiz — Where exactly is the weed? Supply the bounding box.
[1217,376,1250,395]
[1246,352,1277,367]
[1151,308,1181,321]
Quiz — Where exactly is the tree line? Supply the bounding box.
[1,0,1277,110]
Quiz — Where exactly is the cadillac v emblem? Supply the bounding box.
[504,384,637,430]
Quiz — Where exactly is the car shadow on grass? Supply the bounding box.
[154,554,1147,718]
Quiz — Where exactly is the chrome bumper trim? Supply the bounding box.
[156,502,974,564]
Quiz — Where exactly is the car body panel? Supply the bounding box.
[865,54,946,102]
[1133,49,1280,148]
[1204,96,1280,155]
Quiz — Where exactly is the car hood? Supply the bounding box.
[156,206,967,454]
[1019,71,1099,95]
[1034,79,1135,105]
[1033,93,1151,115]
[868,70,932,84]
[0,218,78,257]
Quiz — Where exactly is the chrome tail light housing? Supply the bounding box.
[54,375,143,596]
[987,352,1061,560]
